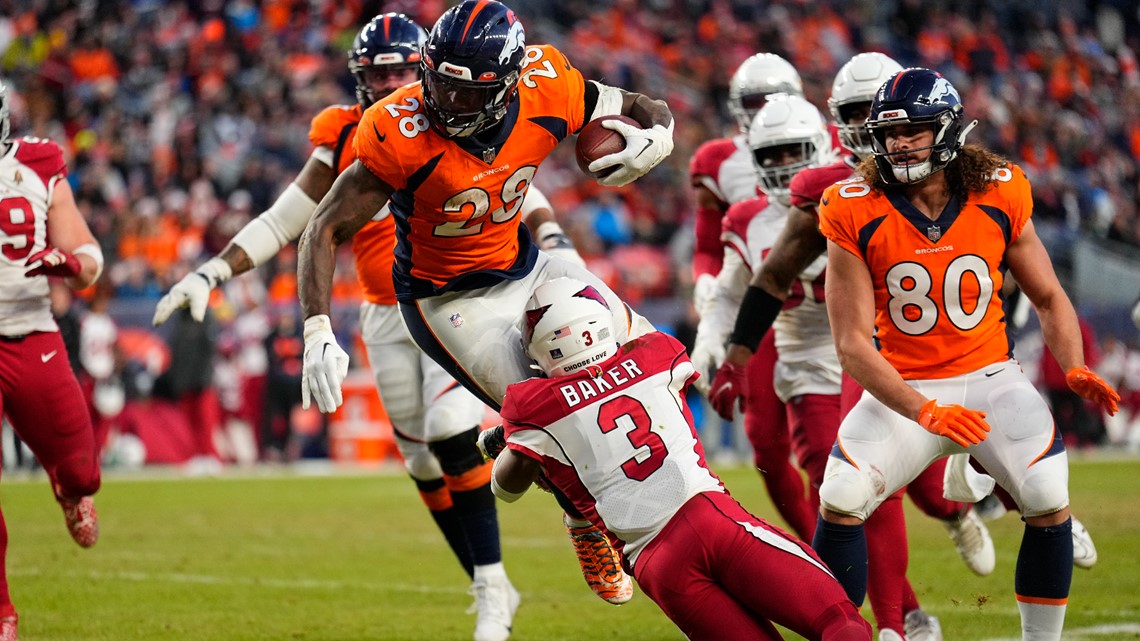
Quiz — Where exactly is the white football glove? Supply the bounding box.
[301,314,350,413]
[693,273,718,316]
[535,221,586,268]
[1132,298,1140,330]
[588,119,674,188]
[689,329,726,396]
[153,257,232,325]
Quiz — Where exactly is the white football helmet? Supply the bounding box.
[747,94,833,204]
[828,52,903,158]
[727,54,803,133]
[0,81,10,147]
[522,278,617,378]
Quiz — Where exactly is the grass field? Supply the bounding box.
[2,455,1138,640]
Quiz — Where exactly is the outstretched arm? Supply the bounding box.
[297,160,391,319]
[153,153,335,324]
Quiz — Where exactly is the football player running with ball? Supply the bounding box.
[481,278,872,641]
[152,14,582,641]
[296,2,674,637]
[813,68,1119,641]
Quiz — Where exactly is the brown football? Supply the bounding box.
[575,115,640,179]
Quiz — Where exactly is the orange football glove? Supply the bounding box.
[1065,366,1120,416]
[917,399,991,448]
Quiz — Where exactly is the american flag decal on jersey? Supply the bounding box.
[573,285,610,310]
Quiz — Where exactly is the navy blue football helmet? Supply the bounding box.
[421,0,526,138]
[866,68,972,184]
[349,13,426,109]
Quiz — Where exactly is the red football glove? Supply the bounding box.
[917,399,991,448]
[1065,366,1120,416]
[708,361,747,421]
[25,247,82,279]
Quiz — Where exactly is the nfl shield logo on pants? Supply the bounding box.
[927,225,942,241]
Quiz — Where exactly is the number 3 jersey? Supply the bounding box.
[818,164,1033,380]
[354,44,587,301]
[499,332,724,567]
[0,138,68,336]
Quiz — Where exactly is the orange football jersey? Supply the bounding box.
[818,164,1033,379]
[309,103,397,305]
[353,44,587,300]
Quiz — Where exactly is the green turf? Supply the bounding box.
[1,457,1137,640]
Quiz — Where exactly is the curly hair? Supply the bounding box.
[856,145,1010,201]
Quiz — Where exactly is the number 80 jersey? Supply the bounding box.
[354,45,588,301]
[818,164,1033,380]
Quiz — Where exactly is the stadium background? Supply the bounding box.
[2,0,1140,467]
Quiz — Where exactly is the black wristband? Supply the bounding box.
[728,285,783,352]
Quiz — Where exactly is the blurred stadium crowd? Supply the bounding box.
[2,0,1140,469]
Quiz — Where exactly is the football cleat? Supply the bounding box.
[944,508,994,576]
[1071,517,1098,569]
[973,492,1008,522]
[565,515,633,605]
[904,608,944,641]
[467,573,520,641]
[0,614,16,641]
[60,496,99,548]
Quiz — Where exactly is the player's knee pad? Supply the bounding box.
[1016,456,1069,518]
[818,458,878,521]
[428,427,484,478]
[395,436,443,481]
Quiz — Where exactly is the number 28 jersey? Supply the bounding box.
[500,333,723,567]
[354,45,587,301]
[818,164,1033,380]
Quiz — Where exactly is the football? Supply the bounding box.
[575,115,639,179]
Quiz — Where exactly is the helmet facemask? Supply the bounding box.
[753,141,817,205]
[868,107,963,184]
[422,66,519,138]
[747,94,833,205]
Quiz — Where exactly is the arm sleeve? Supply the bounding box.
[693,202,725,278]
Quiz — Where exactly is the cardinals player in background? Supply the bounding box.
[0,80,104,641]
[688,53,817,541]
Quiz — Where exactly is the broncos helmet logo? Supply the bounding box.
[498,18,525,66]
[573,285,611,310]
[923,75,959,105]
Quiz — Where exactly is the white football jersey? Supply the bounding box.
[692,134,759,206]
[0,138,68,336]
[501,333,723,567]
[722,197,840,401]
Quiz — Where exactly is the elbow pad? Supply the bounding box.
[230,182,318,267]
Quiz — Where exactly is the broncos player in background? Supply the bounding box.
[296,1,673,635]
[814,68,1119,641]
[0,80,104,641]
[480,277,871,641]
[151,14,591,641]
[688,53,819,541]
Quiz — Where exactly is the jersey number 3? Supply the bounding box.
[597,395,667,481]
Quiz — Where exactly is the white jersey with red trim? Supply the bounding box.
[721,196,839,400]
[500,332,723,567]
[0,138,68,336]
[690,134,757,206]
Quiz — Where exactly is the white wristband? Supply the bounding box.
[304,314,334,340]
[196,256,233,289]
[72,242,105,282]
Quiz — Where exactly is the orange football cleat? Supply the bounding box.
[564,515,633,605]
